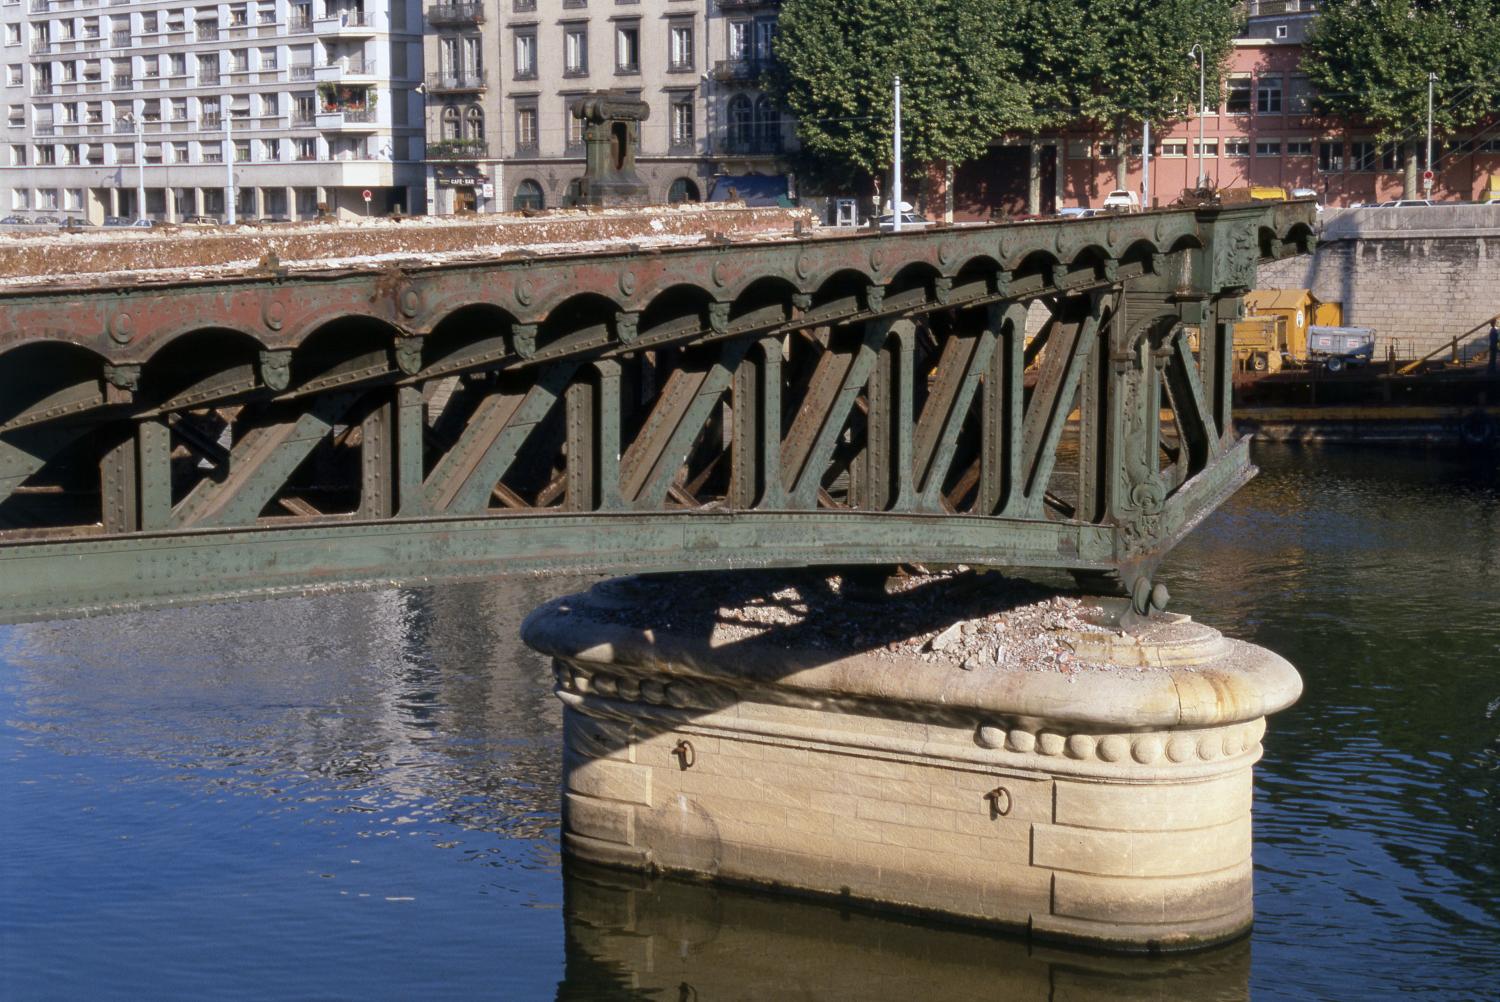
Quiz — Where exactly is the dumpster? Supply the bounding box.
[1307,326,1375,372]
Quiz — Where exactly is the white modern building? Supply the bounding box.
[1,0,428,222]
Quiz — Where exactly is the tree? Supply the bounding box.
[1018,0,1240,190]
[768,0,1034,195]
[1303,0,1500,197]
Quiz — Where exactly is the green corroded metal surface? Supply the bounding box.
[0,202,1316,622]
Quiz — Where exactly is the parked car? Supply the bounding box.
[102,216,131,227]
[1289,188,1324,213]
[30,213,58,224]
[129,217,158,228]
[0,214,28,225]
[58,216,92,228]
[1058,207,1105,219]
[1101,189,1141,213]
[181,214,220,226]
[1377,199,1434,208]
[876,211,933,231]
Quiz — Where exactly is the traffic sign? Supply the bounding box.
[1422,170,1434,182]
[361,189,373,202]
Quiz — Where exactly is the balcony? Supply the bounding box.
[111,74,131,90]
[710,57,775,82]
[426,71,485,93]
[110,30,130,46]
[316,58,376,81]
[200,113,222,129]
[31,40,53,55]
[719,135,784,157]
[33,82,54,95]
[314,12,378,37]
[290,65,315,81]
[717,0,780,7]
[316,106,378,130]
[426,138,489,160]
[196,25,220,41]
[426,2,484,25]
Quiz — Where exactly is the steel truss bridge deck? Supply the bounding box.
[0,203,1316,622]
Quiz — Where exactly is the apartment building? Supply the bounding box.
[420,0,793,214]
[0,0,427,223]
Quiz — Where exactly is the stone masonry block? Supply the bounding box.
[1052,769,1250,832]
[1031,817,1250,879]
[565,792,637,846]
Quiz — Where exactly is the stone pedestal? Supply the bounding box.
[523,575,1302,953]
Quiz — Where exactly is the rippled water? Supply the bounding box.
[2,444,1497,1000]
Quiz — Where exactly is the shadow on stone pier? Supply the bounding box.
[558,860,1252,1001]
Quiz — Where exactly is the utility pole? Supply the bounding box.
[1425,71,1436,196]
[1189,44,1206,190]
[225,107,236,225]
[1142,118,1151,209]
[892,74,902,232]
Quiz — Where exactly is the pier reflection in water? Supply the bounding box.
[1,443,1497,999]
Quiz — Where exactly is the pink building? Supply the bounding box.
[948,39,1499,219]
[1056,41,1499,211]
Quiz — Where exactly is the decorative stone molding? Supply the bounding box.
[525,576,1302,952]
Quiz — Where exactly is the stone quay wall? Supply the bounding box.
[1257,205,1500,359]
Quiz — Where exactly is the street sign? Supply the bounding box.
[481,183,495,200]
[361,189,372,203]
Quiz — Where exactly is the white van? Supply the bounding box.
[1101,189,1141,213]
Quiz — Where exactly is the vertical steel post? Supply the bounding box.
[892,75,902,232]
[1190,45,1206,190]
[225,106,236,224]
[1142,118,1152,209]
[1425,72,1435,194]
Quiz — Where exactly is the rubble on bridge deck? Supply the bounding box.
[0,203,815,291]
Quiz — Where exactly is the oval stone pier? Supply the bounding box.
[522,572,1302,953]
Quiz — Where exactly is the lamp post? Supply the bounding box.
[1189,43,1206,190]
[892,74,902,233]
[121,111,145,220]
[224,103,236,224]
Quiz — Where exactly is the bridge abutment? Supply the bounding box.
[524,573,1301,953]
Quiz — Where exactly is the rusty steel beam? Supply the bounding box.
[0,203,1317,622]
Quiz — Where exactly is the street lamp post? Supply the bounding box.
[892,74,902,233]
[225,104,236,225]
[1189,44,1206,190]
[121,111,145,220]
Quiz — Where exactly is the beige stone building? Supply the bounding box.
[421,0,793,214]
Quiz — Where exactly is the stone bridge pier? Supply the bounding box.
[524,571,1301,953]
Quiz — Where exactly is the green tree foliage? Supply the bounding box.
[1020,0,1239,185]
[767,0,1033,178]
[770,0,1240,188]
[1303,0,1500,142]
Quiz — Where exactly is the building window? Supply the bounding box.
[1350,141,1377,172]
[513,31,536,79]
[1193,138,1217,158]
[262,138,280,160]
[36,145,56,165]
[1287,76,1313,114]
[670,94,693,148]
[1226,77,1251,114]
[465,105,483,140]
[668,22,692,71]
[1257,76,1282,114]
[727,94,752,149]
[296,137,317,160]
[1160,139,1187,157]
[4,24,19,45]
[754,96,779,152]
[1317,141,1343,172]
[1275,24,1288,39]
[615,23,639,73]
[564,26,587,76]
[171,141,189,163]
[1066,139,1090,159]
[1255,140,1282,157]
[233,140,251,161]
[441,105,461,140]
[565,100,585,149]
[9,144,25,166]
[513,178,544,210]
[667,177,699,204]
[1226,138,1250,157]
[1097,141,1116,159]
[515,104,538,151]
[37,188,59,210]
[1286,139,1313,157]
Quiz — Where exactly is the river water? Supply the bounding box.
[2,444,1497,1000]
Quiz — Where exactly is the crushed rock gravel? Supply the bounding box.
[580,568,1136,676]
